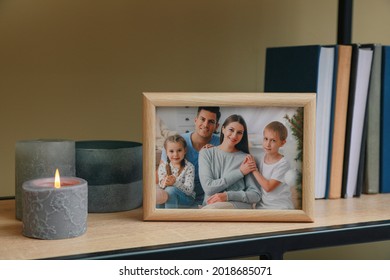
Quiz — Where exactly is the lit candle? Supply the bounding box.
[22,169,88,240]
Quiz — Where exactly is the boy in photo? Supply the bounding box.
[247,121,294,209]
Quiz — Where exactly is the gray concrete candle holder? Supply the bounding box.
[76,140,143,212]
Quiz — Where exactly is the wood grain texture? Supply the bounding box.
[143,94,156,213]
[143,92,316,107]
[1,194,390,259]
[302,93,316,219]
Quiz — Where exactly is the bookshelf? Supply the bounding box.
[1,195,390,260]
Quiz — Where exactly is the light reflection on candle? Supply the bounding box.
[54,168,61,188]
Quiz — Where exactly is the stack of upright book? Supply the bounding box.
[264,44,390,199]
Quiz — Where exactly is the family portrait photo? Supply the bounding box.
[143,92,315,222]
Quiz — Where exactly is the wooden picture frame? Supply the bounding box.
[143,92,315,222]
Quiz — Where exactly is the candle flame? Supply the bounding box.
[54,169,61,188]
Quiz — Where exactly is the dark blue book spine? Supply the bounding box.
[264,45,320,92]
[380,46,390,193]
[342,44,359,197]
[325,46,339,198]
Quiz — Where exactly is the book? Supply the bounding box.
[355,89,369,197]
[342,45,373,198]
[362,44,382,194]
[356,44,380,197]
[327,45,353,199]
[324,45,339,199]
[264,45,335,199]
[380,46,390,193]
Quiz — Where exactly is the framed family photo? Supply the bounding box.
[143,92,315,222]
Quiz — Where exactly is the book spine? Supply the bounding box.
[380,46,390,193]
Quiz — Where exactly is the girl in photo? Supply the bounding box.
[157,135,196,208]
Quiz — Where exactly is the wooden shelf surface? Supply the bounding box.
[1,194,390,260]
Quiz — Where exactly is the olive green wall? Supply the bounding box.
[1,0,389,259]
[0,0,338,197]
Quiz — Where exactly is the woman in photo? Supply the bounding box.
[199,114,261,209]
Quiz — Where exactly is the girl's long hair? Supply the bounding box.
[220,114,250,154]
[164,134,187,175]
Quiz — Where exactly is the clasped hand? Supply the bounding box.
[240,155,258,175]
[161,175,176,188]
